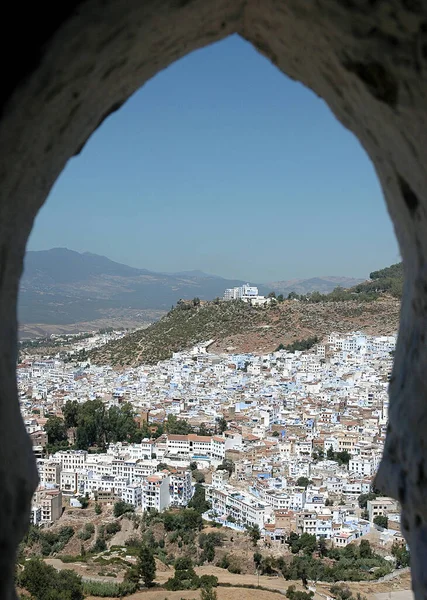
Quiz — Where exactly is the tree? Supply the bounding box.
[327,446,335,460]
[94,502,102,515]
[107,402,138,444]
[373,515,388,528]
[78,495,89,509]
[199,532,223,564]
[253,551,262,568]
[312,448,324,461]
[138,544,156,587]
[199,422,210,436]
[246,524,261,547]
[286,586,314,600]
[114,500,135,517]
[359,539,372,558]
[299,533,317,555]
[335,451,351,465]
[318,537,327,557]
[193,470,205,484]
[20,557,55,600]
[201,587,218,600]
[45,415,67,445]
[56,570,85,600]
[296,477,311,489]
[216,416,228,434]
[188,484,210,514]
[123,566,141,592]
[75,399,108,450]
[391,541,410,567]
[165,414,193,435]
[166,556,200,591]
[217,459,234,477]
[20,557,83,600]
[63,400,80,429]
[358,492,377,509]
[200,575,218,589]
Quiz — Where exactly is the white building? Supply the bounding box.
[142,473,170,511]
[122,483,143,508]
[168,470,193,506]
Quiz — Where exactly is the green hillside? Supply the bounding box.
[287,262,403,302]
[352,262,403,297]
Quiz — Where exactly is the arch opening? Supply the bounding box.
[1,1,427,599]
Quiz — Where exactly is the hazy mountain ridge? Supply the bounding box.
[19,248,385,337]
[19,249,269,330]
[269,276,365,295]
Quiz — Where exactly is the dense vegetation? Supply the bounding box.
[284,263,403,302]
[256,536,394,583]
[45,400,224,453]
[44,400,145,452]
[276,336,319,353]
[21,525,75,556]
[19,558,84,600]
[165,556,219,591]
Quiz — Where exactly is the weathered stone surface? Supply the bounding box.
[1,0,427,597]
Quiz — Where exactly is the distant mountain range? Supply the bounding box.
[18,248,367,336]
[269,276,365,296]
[18,248,269,332]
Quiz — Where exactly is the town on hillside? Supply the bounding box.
[21,331,401,545]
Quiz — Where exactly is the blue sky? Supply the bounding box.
[28,35,400,283]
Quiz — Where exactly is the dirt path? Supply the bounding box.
[154,565,287,590]
[108,517,135,547]
[86,588,285,600]
[45,558,116,583]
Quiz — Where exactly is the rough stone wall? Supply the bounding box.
[1,1,427,598]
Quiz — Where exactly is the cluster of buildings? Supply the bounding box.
[33,445,193,522]
[223,284,270,306]
[20,329,402,546]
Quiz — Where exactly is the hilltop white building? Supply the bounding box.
[223,284,269,306]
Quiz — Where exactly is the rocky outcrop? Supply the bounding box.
[1,0,427,597]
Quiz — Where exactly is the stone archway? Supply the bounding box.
[2,1,427,598]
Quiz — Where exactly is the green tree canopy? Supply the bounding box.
[63,400,79,429]
[165,414,193,435]
[358,492,377,509]
[359,539,372,558]
[391,541,410,567]
[246,523,261,547]
[114,500,135,517]
[216,416,228,434]
[45,415,67,445]
[373,515,388,528]
[20,557,83,600]
[296,477,311,489]
[138,544,156,587]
